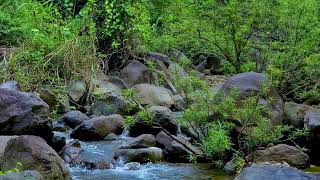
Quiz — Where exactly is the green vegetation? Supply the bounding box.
[0,162,22,176]
[0,0,318,172]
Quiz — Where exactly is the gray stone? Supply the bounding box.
[133,84,174,107]
[120,60,154,87]
[235,164,320,180]
[113,147,163,164]
[68,80,87,103]
[246,144,310,169]
[0,81,20,91]
[58,110,89,128]
[2,135,70,180]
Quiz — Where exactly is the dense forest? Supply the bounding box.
[0,0,320,179]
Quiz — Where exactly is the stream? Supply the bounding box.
[55,131,231,180]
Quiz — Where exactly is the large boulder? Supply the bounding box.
[68,80,87,103]
[246,144,310,169]
[121,134,156,149]
[58,110,89,129]
[285,102,319,127]
[156,131,203,162]
[0,88,53,141]
[70,114,124,141]
[0,170,44,180]
[107,76,128,89]
[235,164,320,180]
[113,147,163,164]
[133,84,174,107]
[120,60,154,87]
[0,80,21,91]
[222,72,284,125]
[2,135,71,180]
[129,106,178,137]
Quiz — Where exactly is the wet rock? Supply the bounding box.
[104,133,118,141]
[121,134,156,149]
[2,135,71,180]
[120,60,154,87]
[52,121,68,132]
[0,80,21,91]
[0,170,44,180]
[68,80,87,103]
[124,162,141,170]
[235,164,320,180]
[71,153,113,170]
[222,72,284,125]
[59,140,82,164]
[114,147,163,164]
[70,114,124,141]
[0,88,53,141]
[133,84,174,107]
[285,102,319,127]
[156,131,203,162]
[52,133,66,153]
[58,110,89,129]
[246,144,310,169]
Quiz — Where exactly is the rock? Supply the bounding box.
[304,111,320,165]
[59,140,82,164]
[222,72,284,125]
[0,88,53,141]
[149,106,178,135]
[128,106,178,137]
[146,52,171,65]
[37,87,59,110]
[133,84,174,107]
[0,80,21,91]
[90,93,135,116]
[70,114,124,141]
[224,160,237,175]
[304,112,320,129]
[0,170,44,180]
[113,147,163,164]
[108,76,128,89]
[70,152,113,170]
[121,134,156,149]
[124,162,141,170]
[93,80,121,96]
[168,62,187,78]
[51,133,66,153]
[246,144,310,169]
[52,121,67,132]
[285,102,319,127]
[235,164,320,180]
[58,110,89,129]
[0,136,18,159]
[2,135,70,180]
[104,133,118,141]
[68,80,87,103]
[120,60,154,87]
[156,131,203,162]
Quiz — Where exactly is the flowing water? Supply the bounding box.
[56,131,231,180]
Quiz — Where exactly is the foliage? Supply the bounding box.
[0,162,22,176]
